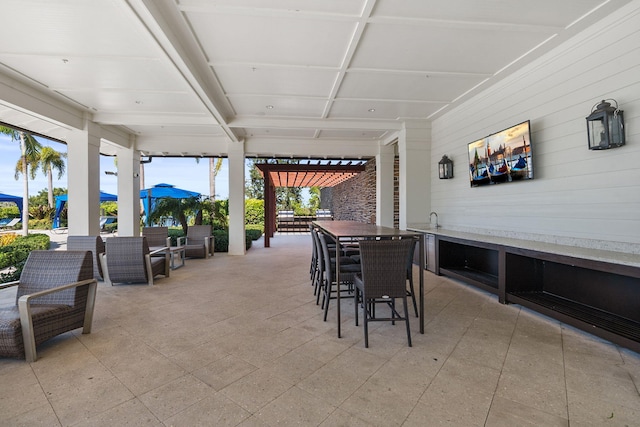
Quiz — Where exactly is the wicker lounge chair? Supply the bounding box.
[100,237,169,285]
[67,235,105,280]
[142,226,171,248]
[178,225,214,258]
[0,250,97,362]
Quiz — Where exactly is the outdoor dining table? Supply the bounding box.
[313,220,425,338]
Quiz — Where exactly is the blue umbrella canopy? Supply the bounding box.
[0,192,23,218]
[53,191,117,228]
[139,183,200,200]
[140,183,201,226]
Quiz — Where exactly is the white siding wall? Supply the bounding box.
[431,0,640,253]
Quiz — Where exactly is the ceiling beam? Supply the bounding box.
[229,116,402,131]
[126,0,240,142]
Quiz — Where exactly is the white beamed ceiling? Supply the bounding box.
[0,0,630,157]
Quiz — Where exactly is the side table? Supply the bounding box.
[168,246,186,269]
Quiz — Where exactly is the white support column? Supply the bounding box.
[227,142,246,255]
[397,120,431,229]
[67,118,101,235]
[116,138,141,236]
[376,143,395,227]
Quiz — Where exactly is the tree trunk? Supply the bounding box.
[209,157,215,202]
[179,212,188,235]
[47,167,54,208]
[20,133,29,236]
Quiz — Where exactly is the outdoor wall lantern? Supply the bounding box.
[586,99,625,150]
[438,155,454,179]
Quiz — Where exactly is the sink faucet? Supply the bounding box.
[429,211,439,229]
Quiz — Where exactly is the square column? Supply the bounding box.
[376,144,395,227]
[397,120,431,229]
[116,140,141,236]
[228,142,246,255]
[67,119,101,235]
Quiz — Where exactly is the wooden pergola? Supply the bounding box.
[256,161,367,247]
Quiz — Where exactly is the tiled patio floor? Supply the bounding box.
[1,233,639,426]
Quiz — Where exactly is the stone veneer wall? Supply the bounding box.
[320,158,400,227]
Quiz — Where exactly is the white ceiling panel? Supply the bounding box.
[339,71,489,102]
[318,129,389,140]
[186,12,357,67]
[60,90,205,115]
[352,22,553,74]
[178,0,367,16]
[126,124,226,137]
[328,99,445,120]
[229,95,329,118]
[214,65,339,97]
[0,105,71,142]
[372,0,604,27]
[0,0,155,57]
[0,56,187,93]
[244,128,317,138]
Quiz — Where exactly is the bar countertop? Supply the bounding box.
[407,223,640,269]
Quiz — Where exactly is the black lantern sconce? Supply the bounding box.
[438,155,454,179]
[586,99,625,150]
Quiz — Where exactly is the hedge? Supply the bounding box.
[166,228,260,253]
[0,233,51,283]
[245,225,263,241]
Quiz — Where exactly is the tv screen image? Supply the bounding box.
[468,120,533,187]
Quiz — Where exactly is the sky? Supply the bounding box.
[0,133,231,200]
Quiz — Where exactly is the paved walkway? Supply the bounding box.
[1,234,639,425]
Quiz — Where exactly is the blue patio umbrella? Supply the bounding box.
[0,192,23,221]
[140,183,200,226]
[53,191,118,228]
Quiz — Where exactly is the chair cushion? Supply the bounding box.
[184,244,206,258]
[0,304,77,358]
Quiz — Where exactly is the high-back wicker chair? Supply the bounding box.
[142,226,171,248]
[178,225,214,258]
[0,250,97,362]
[100,237,169,286]
[67,235,105,280]
[354,238,415,348]
[317,231,361,321]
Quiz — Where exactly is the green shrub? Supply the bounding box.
[28,218,52,230]
[245,199,264,225]
[103,222,118,233]
[246,225,263,241]
[210,229,254,252]
[293,205,312,216]
[213,229,228,252]
[0,206,20,218]
[167,228,184,246]
[0,233,51,283]
[212,200,229,230]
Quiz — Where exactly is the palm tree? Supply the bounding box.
[1,126,42,235]
[34,146,66,208]
[149,196,202,234]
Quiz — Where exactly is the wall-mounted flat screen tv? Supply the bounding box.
[467,120,533,187]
